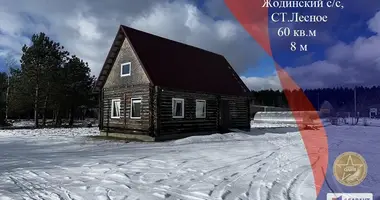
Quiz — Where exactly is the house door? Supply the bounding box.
[219,100,230,133]
[123,94,127,129]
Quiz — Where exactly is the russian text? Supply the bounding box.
[262,0,323,8]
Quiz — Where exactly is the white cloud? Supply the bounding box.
[3,0,377,92]
[285,11,380,89]
[368,11,380,34]
[247,10,380,91]
[0,10,23,36]
[0,0,264,77]
[241,74,282,91]
[66,13,102,41]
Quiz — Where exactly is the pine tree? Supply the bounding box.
[0,72,7,125]
[61,55,95,126]
[20,32,68,127]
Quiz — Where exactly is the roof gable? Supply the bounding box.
[103,38,150,88]
[95,25,250,96]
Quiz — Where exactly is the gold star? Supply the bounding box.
[336,155,363,180]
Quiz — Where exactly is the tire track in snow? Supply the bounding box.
[247,147,310,200]
[284,167,311,200]
[209,152,277,200]
[8,175,67,200]
[122,151,275,200]
[8,176,40,200]
[259,161,277,200]
[5,169,94,200]
[261,154,312,200]
[0,128,318,200]
[179,151,274,200]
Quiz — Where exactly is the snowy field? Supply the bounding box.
[0,122,379,199]
[11,120,35,127]
[10,119,98,127]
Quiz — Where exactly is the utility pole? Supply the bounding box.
[317,92,320,111]
[354,86,357,117]
[5,72,9,122]
[4,54,15,123]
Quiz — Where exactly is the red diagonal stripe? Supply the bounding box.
[225,0,328,196]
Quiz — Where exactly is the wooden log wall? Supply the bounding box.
[100,84,251,137]
[157,88,220,135]
[221,95,250,130]
[98,90,104,129]
[102,84,151,134]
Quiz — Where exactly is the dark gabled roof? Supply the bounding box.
[94,25,250,96]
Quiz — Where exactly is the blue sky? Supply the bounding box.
[269,1,379,67]
[1,0,380,90]
[246,0,380,90]
[244,56,276,77]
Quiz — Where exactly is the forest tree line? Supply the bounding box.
[0,32,97,127]
[1,32,380,127]
[251,86,380,112]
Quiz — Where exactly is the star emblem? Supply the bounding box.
[336,155,363,181]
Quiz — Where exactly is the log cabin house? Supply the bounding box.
[93,25,251,141]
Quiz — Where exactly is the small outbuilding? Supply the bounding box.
[367,104,380,118]
[319,100,335,118]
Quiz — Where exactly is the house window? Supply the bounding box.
[121,62,131,76]
[196,100,206,118]
[111,99,121,118]
[131,98,142,119]
[172,98,184,118]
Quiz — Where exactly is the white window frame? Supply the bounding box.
[195,99,206,118]
[130,98,142,119]
[120,62,131,77]
[172,98,185,118]
[111,99,121,119]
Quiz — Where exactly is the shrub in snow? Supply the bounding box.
[330,117,338,125]
[363,118,369,126]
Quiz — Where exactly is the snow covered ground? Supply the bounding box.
[250,120,298,128]
[357,118,380,126]
[0,127,314,200]
[11,120,35,127]
[0,124,379,199]
[10,119,98,127]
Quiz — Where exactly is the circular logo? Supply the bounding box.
[333,152,367,186]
